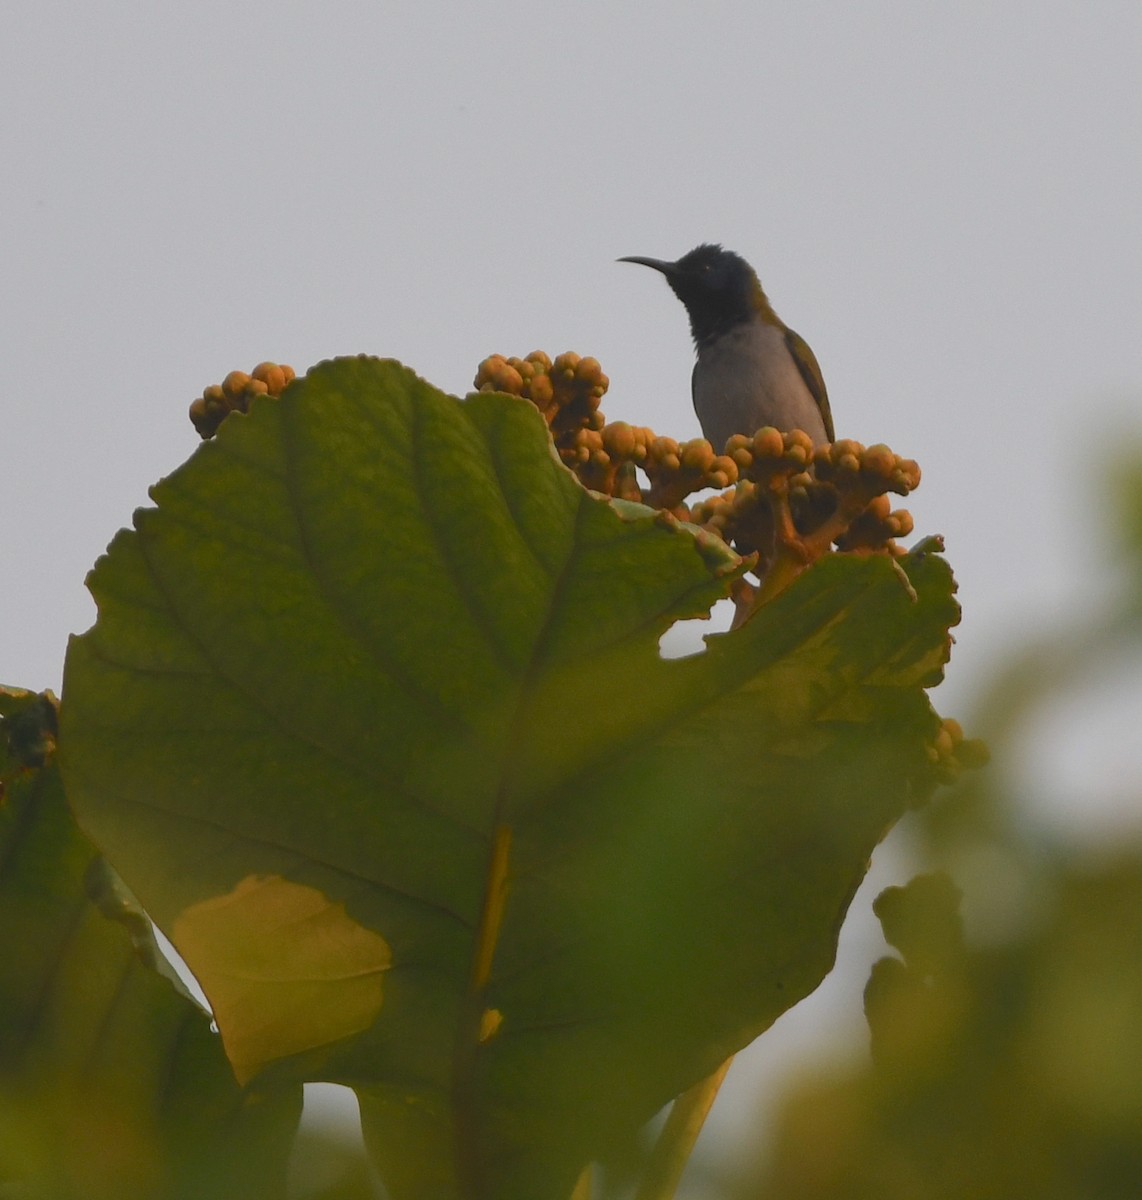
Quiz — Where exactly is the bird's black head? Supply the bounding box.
[619,243,767,347]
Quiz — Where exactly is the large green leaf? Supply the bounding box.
[60,357,958,1199]
[0,687,301,1200]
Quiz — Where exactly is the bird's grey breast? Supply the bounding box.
[691,320,828,451]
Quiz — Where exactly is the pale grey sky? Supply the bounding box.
[5,2,1141,695]
[3,1,1140,1186]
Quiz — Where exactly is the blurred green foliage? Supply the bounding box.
[0,689,302,1200]
[729,453,1142,1200]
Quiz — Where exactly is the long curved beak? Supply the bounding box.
[617,255,677,276]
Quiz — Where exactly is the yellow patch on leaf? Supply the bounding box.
[173,874,391,1084]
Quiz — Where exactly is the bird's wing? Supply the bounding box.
[784,328,834,442]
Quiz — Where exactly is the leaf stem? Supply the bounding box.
[472,823,512,989]
[453,823,513,1192]
[634,1057,733,1200]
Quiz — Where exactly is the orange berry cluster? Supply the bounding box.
[477,351,924,614]
[475,352,741,507]
[610,428,740,511]
[474,351,608,450]
[566,423,741,509]
[691,431,920,569]
[189,362,296,439]
[479,351,919,566]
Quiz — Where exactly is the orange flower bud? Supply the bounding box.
[680,438,715,472]
[222,370,251,398]
[602,421,638,459]
[251,362,287,395]
[752,427,784,458]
